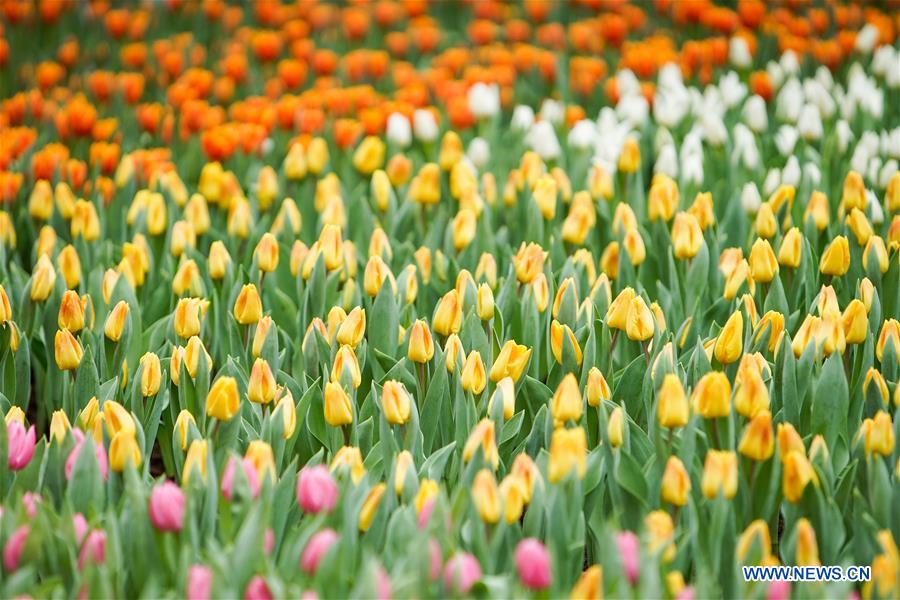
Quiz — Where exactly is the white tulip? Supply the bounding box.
[719,71,747,108]
[797,105,823,141]
[567,120,596,150]
[539,99,565,125]
[526,121,561,161]
[741,182,762,213]
[729,36,752,69]
[803,162,821,188]
[855,24,879,54]
[782,156,801,187]
[743,95,768,133]
[467,82,500,119]
[654,144,678,178]
[466,137,490,169]
[617,94,649,128]
[878,159,898,189]
[775,125,798,157]
[836,120,854,154]
[776,78,803,123]
[867,190,884,225]
[511,105,535,131]
[386,113,412,148]
[780,50,800,76]
[413,109,439,143]
[682,154,704,185]
[867,157,882,189]
[762,168,781,197]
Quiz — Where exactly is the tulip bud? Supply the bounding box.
[860,411,895,456]
[476,284,494,321]
[254,233,279,273]
[876,319,900,362]
[550,373,582,425]
[647,173,677,221]
[208,241,231,280]
[206,376,240,421]
[31,254,57,301]
[57,290,85,332]
[550,320,583,366]
[738,411,774,461]
[462,419,499,469]
[714,310,744,364]
[248,358,276,405]
[657,374,689,428]
[499,475,527,524]
[701,450,738,499]
[324,381,353,427]
[336,307,366,348]
[109,429,142,474]
[548,426,586,483]
[671,212,703,259]
[489,340,531,382]
[433,290,463,337]
[626,296,654,341]
[661,456,690,506]
[819,236,850,276]
[71,199,100,241]
[607,406,624,448]
[755,202,776,239]
[841,171,866,212]
[381,380,411,425]
[331,345,361,389]
[691,371,731,418]
[842,299,868,345]
[57,244,82,289]
[233,284,262,325]
[104,300,129,342]
[174,410,196,450]
[513,242,545,284]
[736,520,772,565]
[586,367,610,407]
[406,319,435,364]
[55,328,83,370]
[795,518,820,567]
[461,351,487,395]
[471,469,501,524]
[140,352,161,397]
[571,566,603,600]
[863,236,889,274]
[782,450,818,503]
[182,439,208,484]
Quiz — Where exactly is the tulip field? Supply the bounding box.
[1,0,899,598]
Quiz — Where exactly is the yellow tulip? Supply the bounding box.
[359,483,387,532]
[691,371,731,419]
[206,376,240,421]
[109,430,142,472]
[548,426,587,483]
[460,351,487,395]
[819,236,850,276]
[661,456,690,506]
[324,381,353,427]
[657,374,689,429]
[248,358,276,405]
[233,284,262,325]
[471,469,501,524]
[701,450,738,499]
[738,410,774,461]
[550,373,582,425]
[714,310,743,365]
[381,380,412,425]
[55,328,83,371]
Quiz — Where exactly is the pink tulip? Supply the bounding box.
[244,576,273,600]
[300,528,339,574]
[7,421,36,471]
[675,587,696,600]
[417,497,435,530]
[78,530,106,570]
[767,580,791,600]
[72,513,88,544]
[3,525,29,571]
[376,566,391,600]
[65,435,109,481]
[149,480,185,532]
[429,540,443,582]
[515,538,552,590]
[264,528,275,555]
[296,465,339,514]
[300,593,319,600]
[186,564,213,600]
[221,457,260,501]
[616,531,639,584]
[443,552,482,594]
[22,492,41,519]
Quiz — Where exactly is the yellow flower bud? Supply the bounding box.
[55,328,83,370]
[736,520,772,565]
[463,419,499,469]
[714,310,743,364]
[233,284,262,325]
[513,242,545,284]
[404,319,434,364]
[607,406,624,448]
[248,358,276,405]
[489,340,531,382]
[876,319,900,362]
[606,287,635,331]
[671,212,703,259]
[409,162,441,205]
[57,290,85,332]
[819,236,850,276]
[623,228,646,266]
[863,236,889,274]
[139,352,161,397]
[461,351,487,395]
[841,170,866,212]
[755,202,777,239]
[71,199,100,241]
[476,284,494,321]
[701,449,738,499]
[471,469,501,524]
[749,238,778,283]
[331,345,361,389]
[207,241,232,280]
[245,440,276,483]
[661,456,691,506]
[381,380,412,425]
[358,483,387,532]
[185,193,210,235]
[551,373,583,425]
[109,430,141,472]
[648,173,678,221]
[352,136,385,175]
[174,410,196,450]
[414,478,439,513]
[29,179,54,220]
[548,426,587,483]
[776,227,802,269]
[842,299,868,345]
[104,300,129,342]
[334,306,365,349]
[689,191,715,230]
[618,137,641,174]
[253,233,279,273]
[393,450,415,496]
[626,296,654,342]
[206,376,240,421]
[863,368,890,406]
[324,381,353,427]
[734,358,769,418]
[846,207,873,245]
[56,244,81,289]
[754,310,785,353]
[550,320,583,365]
[31,254,57,302]
[433,289,463,337]
[499,475,527,524]
[570,565,603,600]
[691,371,731,419]
[586,367,610,408]
[795,518,820,567]
[182,439,208,484]
[487,377,516,420]
[860,411,895,457]
[738,410,774,461]
[657,374,689,429]
[782,450,818,503]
